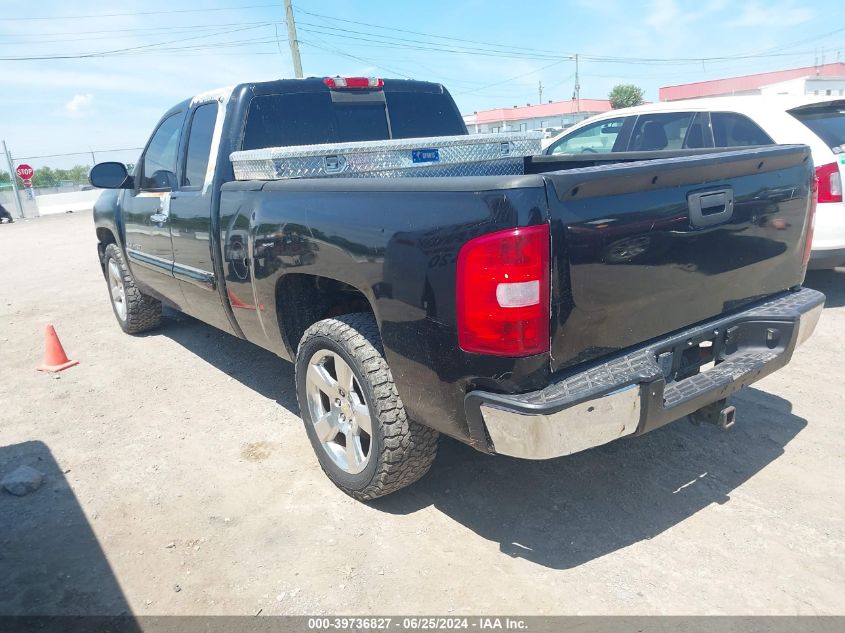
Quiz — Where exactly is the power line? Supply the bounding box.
[293,7,839,67]
[296,25,570,62]
[2,3,279,21]
[295,8,568,56]
[0,20,279,44]
[297,23,830,68]
[300,40,415,80]
[16,148,144,160]
[452,60,569,96]
[0,23,273,61]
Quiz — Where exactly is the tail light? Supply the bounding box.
[816,162,842,203]
[456,224,550,357]
[804,174,818,266]
[323,77,384,90]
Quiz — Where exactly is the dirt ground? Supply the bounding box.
[1,211,843,616]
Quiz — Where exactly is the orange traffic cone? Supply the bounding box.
[37,325,79,372]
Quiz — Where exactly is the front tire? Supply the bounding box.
[103,243,162,334]
[295,313,439,500]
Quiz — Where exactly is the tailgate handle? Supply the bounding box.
[688,188,734,228]
[323,155,347,174]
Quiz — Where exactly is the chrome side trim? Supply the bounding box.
[481,386,640,460]
[126,248,173,274]
[172,261,216,291]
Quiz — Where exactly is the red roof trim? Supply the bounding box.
[470,99,613,124]
[660,63,845,101]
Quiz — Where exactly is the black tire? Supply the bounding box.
[295,313,439,500]
[103,243,162,334]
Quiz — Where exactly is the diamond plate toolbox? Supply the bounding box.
[230,132,543,180]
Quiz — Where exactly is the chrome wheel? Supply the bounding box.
[108,258,127,321]
[305,350,372,474]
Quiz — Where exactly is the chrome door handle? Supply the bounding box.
[150,211,168,223]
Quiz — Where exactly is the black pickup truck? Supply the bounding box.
[91,77,824,500]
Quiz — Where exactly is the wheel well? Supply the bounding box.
[96,227,116,245]
[96,228,117,272]
[277,274,375,354]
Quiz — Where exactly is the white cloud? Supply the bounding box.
[731,1,814,28]
[644,0,684,30]
[64,93,94,116]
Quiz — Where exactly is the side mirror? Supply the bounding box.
[89,162,132,189]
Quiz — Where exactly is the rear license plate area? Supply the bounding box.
[655,329,725,384]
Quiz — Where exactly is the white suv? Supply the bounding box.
[544,96,845,269]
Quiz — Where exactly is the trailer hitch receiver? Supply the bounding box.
[689,399,736,430]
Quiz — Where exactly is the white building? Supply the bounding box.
[660,62,845,101]
[463,99,613,134]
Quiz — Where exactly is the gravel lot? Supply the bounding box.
[1,211,843,616]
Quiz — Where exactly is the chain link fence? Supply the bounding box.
[1,147,140,219]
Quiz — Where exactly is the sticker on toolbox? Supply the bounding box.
[412,148,440,163]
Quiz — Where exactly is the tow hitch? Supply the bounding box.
[689,399,736,430]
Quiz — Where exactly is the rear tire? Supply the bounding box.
[295,313,439,500]
[103,243,162,334]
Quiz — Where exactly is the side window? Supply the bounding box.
[711,112,773,147]
[683,112,711,148]
[629,112,699,151]
[547,117,626,154]
[140,114,183,190]
[182,104,218,189]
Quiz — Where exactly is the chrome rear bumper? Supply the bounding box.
[465,288,825,460]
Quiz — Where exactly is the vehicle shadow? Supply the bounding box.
[0,440,139,627]
[804,267,845,308]
[372,387,806,570]
[151,311,807,571]
[156,308,300,416]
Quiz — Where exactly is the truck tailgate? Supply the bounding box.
[544,145,814,371]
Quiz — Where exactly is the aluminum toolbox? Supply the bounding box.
[230,132,544,180]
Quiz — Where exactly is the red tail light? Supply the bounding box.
[816,162,842,203]
[323,76,384,90]
[804,174,818,266]
[456,224,550,357]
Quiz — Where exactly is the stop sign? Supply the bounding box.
[15,164,34,180]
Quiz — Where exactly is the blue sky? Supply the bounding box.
[1,0,842,169]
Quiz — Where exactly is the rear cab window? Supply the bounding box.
[711,112,773,147]
[182,103,218,189]
[240,84,466,151]
[788,101,845,153]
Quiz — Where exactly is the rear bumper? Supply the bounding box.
[465,287,825,460]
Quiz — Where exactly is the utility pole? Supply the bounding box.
[90,148,96,166]
[574,53,581,114]
[2,140,24,219]
[284,0,304,79]
[538,80,543,103]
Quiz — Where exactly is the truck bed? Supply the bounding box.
[219,144,814,444]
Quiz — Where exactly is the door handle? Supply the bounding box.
[149,191,172,224]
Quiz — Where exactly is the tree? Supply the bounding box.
[609,84,645,109]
